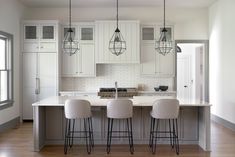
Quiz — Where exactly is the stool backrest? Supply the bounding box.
[64,99,91,119]
[107,99,133,119]
[152,99,179,119]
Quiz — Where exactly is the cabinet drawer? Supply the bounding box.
[40,42,57,52]
[23,42,39,52]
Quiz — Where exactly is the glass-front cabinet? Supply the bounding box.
[24,24,56,41]
[22,21,58,52]
[80,26,94,42]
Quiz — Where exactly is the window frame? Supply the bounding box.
[0,31,14,110]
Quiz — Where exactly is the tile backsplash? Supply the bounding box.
[61,64,174,91]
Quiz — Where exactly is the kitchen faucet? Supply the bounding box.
[115,81,118,99]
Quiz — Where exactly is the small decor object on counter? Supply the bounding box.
[154,87,160,91]
[159,85,168,91]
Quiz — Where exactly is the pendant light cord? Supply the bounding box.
[116,0,119,29]
[163,0,165,28]
[69,0,71,30]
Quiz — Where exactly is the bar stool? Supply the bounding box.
[149,99,180,155]
[106,99,134,154]
[64,99,94,154]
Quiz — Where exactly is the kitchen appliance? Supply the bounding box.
[98,88,138,98]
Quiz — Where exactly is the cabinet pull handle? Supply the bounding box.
[35,78,40,94]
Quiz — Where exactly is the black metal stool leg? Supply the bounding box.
[69,119,75,148]
[152,119,159,154]
[169,119,174,148]
[89,117,94,147]
[175,119,179,155]
[64,119,69,154]
[109,119,113,153]
[151,118,155,151]
[67,119,71,148]
[149,117,153,148]
[107,118,113,154]
[129,118,134,154]
[106,118,110,153]
[126,118,131,151]
[84,118,91,154]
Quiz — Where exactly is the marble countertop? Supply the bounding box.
[32,96,211,107]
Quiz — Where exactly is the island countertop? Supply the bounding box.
[32,96,211,107]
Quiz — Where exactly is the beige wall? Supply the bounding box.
[0,0,24,125]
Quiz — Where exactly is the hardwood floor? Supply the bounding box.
[0,121,235,157]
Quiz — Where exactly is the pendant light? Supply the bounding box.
[62,0,79,56]
[109,0,126,56]
[155,0,173,56]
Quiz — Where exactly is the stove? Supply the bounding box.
[98,88,138,98]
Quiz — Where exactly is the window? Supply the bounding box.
[0,31,13,110]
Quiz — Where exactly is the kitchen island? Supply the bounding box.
[32,96,211,152]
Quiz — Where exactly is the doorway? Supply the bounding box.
[175,40,209,102]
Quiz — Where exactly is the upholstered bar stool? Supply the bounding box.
[106,99,134,154]
[149,99,180,155]
[64,99,94,154]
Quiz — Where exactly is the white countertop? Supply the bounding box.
[32,96,211,107]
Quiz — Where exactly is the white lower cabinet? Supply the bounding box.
[22,53,57,120]
[61,43,95,77]
[141,42,175,77]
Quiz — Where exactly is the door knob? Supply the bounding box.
[184,85,188,88]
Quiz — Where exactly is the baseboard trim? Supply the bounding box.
[211,114,235,131]
[0,117,20,133]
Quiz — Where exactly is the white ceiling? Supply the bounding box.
[19,0,217,8]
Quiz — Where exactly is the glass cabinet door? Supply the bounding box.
[142,27,155,41]
[42,25,55,40]
[25,26,37,40]
[80,27,93,41]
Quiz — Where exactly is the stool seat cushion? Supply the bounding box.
[64,99,92,119]
[107,99,133,119]
[151,99,179,119]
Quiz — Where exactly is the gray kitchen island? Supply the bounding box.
[32,96,211,152]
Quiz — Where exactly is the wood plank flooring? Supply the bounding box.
[0,121,235,157]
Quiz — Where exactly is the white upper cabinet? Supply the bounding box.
[22,20,58,53]
[61,23,96,77]
[95,20,140,64]
[141,24,175,77]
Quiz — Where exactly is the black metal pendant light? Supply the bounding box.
[109,0,126,56]
[155,0,173,56]
[62,0,79,56]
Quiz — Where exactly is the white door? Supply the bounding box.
[177,55,192,102]
[37,53,57,100]
[22,53,37,119]
[78,44,95,76]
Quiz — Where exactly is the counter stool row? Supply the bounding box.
[64,99,180,155]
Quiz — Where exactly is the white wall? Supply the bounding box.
[23,7,209,40]
[209,0,235,124]
[0,0,24,125]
